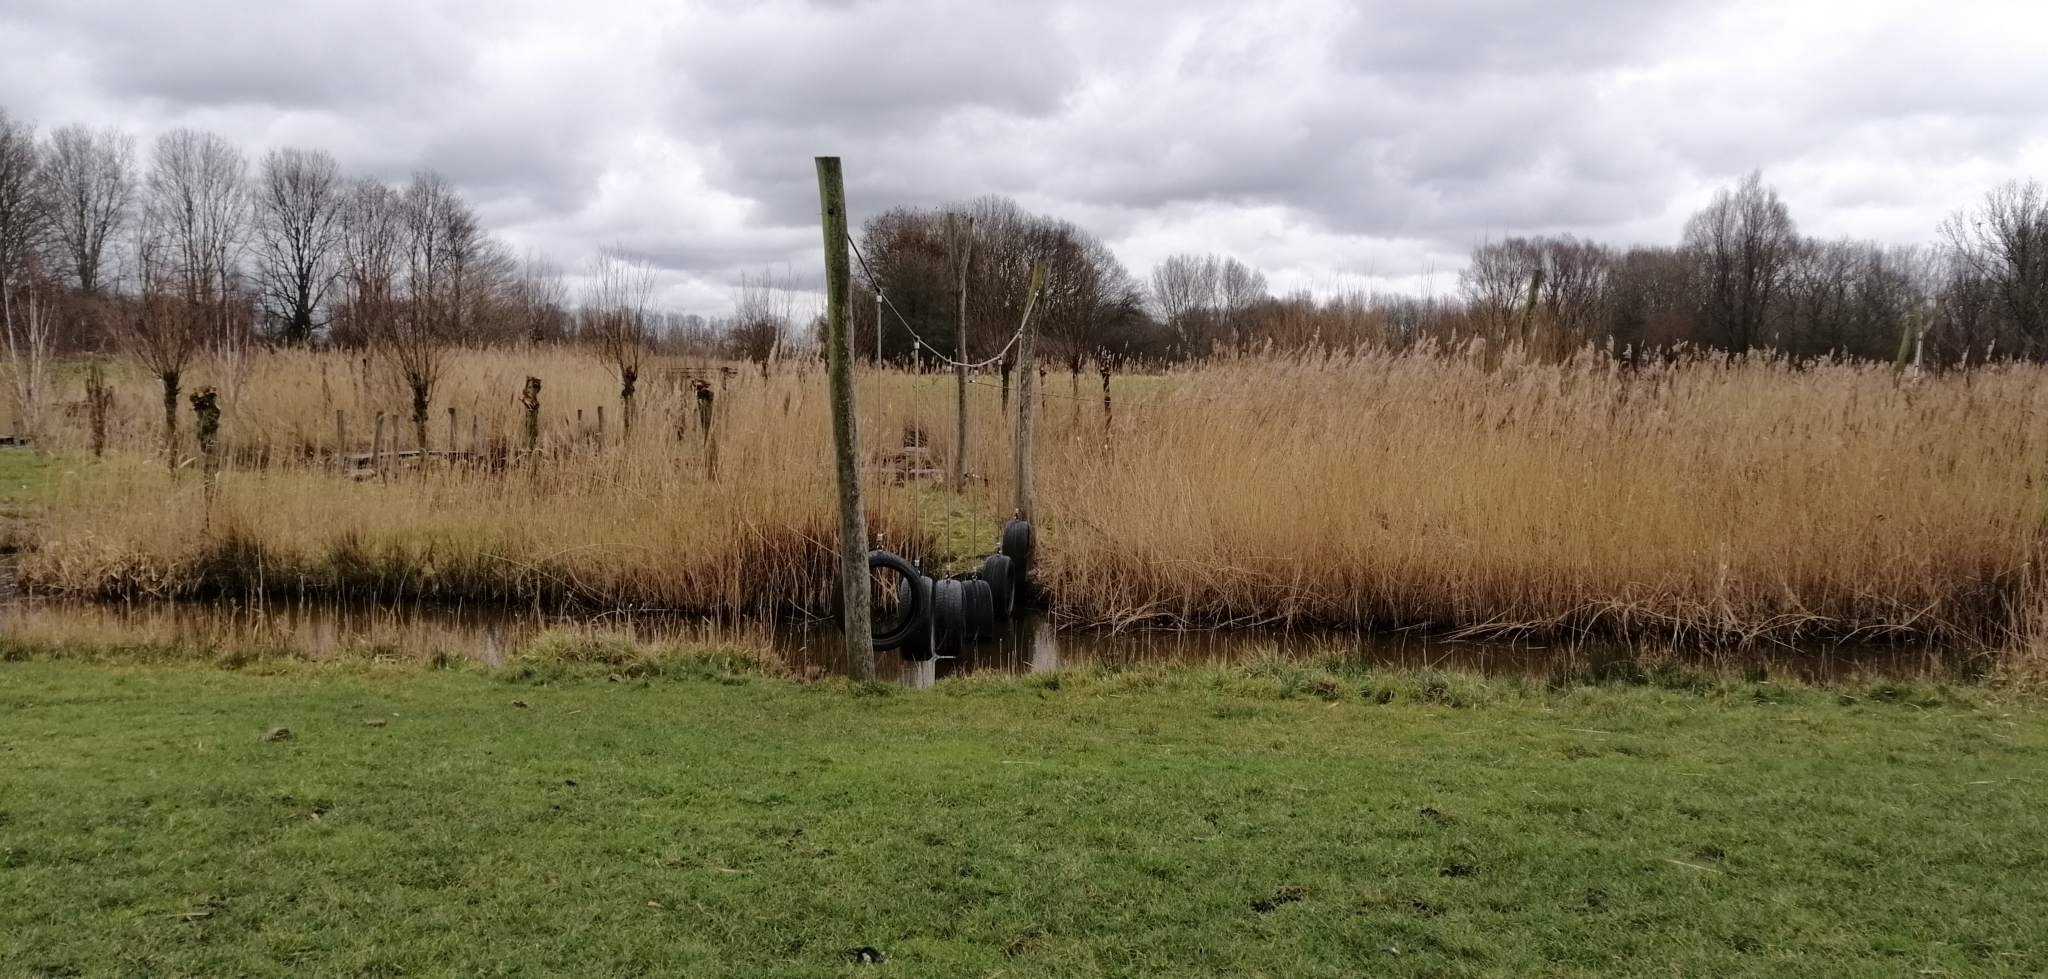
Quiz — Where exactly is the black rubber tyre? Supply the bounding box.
[868,550,929,652]
[1000,519,1033,570]
[930,578,966,652]
[981,553,1014,619]
[962,578,996,639]
[898,577,938,661]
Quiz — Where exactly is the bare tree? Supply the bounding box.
[511,252,571,343]
[40,124,133,297]
[251,147,343,343]
[0,110,55,435]
[0,112,46,300]
[3,269,58,443]
[728,268,798,372]
[1150,253,1214,340]
[125,220,205,457]
[354,171,513,448]
[332,177,403,348]
[579,248,656,432]
[383,173,469,449]
[1683,170,1798,354]
[1941,180,2048,358]
[1461,236,1612,359]
[145,129,250,345]
[1148,253,1265,355]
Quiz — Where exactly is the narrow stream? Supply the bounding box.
[0,591,1991,688]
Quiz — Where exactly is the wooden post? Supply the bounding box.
[372,412,387,482]
[1101,363,1113,432]
[85,364,111,459]
[818,156,874,680]
[948,212,973,494]
[447,406,457,458]
[335,409,348,472]
[1013,260,1046,524]
[596,405,606,446]
[519,377,542,456]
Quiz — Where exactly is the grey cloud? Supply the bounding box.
[1,0,2042,313]
[12,0,478,112]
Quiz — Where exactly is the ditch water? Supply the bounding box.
[0,583,1994,688]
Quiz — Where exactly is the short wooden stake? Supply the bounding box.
[373,412,388,482]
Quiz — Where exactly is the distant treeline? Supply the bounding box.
[3,107,2043,376]
[0,109,761,363]
[860,172,2048,371]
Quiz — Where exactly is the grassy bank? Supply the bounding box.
[11,347,2048,640]
[3,648,2046,977]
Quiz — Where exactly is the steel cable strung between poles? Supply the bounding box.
[848,233,1032,371]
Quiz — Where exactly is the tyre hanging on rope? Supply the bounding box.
[981,553,1014,619]
[962,577,996,639]
[898,576,938,661]
[867,550,929,653]
[930,577,966,654]
[1000,519,1033,571]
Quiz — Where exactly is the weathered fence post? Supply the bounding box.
[596,405,606,447]
[373,411,388,482]
[818,156,874,680]
[1101,363,1113,432]
[447,406,457,460]
[1013,260,1046,525]
[335,409,347,470]
[519,377,542,456]
[84,364,111,459]
[701,384,719,480]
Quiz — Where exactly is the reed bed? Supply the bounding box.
[14,346,2047,643]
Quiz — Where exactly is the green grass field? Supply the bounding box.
[2,648,2045,978]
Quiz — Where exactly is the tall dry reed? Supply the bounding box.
[16,345,2047,642]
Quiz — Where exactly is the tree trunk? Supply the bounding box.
[411,384,430,455]
[160,370,181,465]
[620,368,637,438]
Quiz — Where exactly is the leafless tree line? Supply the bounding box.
[0,108,732,455]
[1125,171,2048,370]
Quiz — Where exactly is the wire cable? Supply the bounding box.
[848,233,1033,371]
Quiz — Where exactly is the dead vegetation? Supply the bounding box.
[11,344,2047,645]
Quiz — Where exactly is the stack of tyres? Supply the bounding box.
[863,520,1034,662]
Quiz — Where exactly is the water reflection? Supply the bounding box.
[0,593,1993,686]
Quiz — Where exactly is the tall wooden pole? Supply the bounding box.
[949,213,974,494]
[817,157,873,679]
[1012,260,1046,524]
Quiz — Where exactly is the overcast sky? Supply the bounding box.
[3,0,2043,313]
